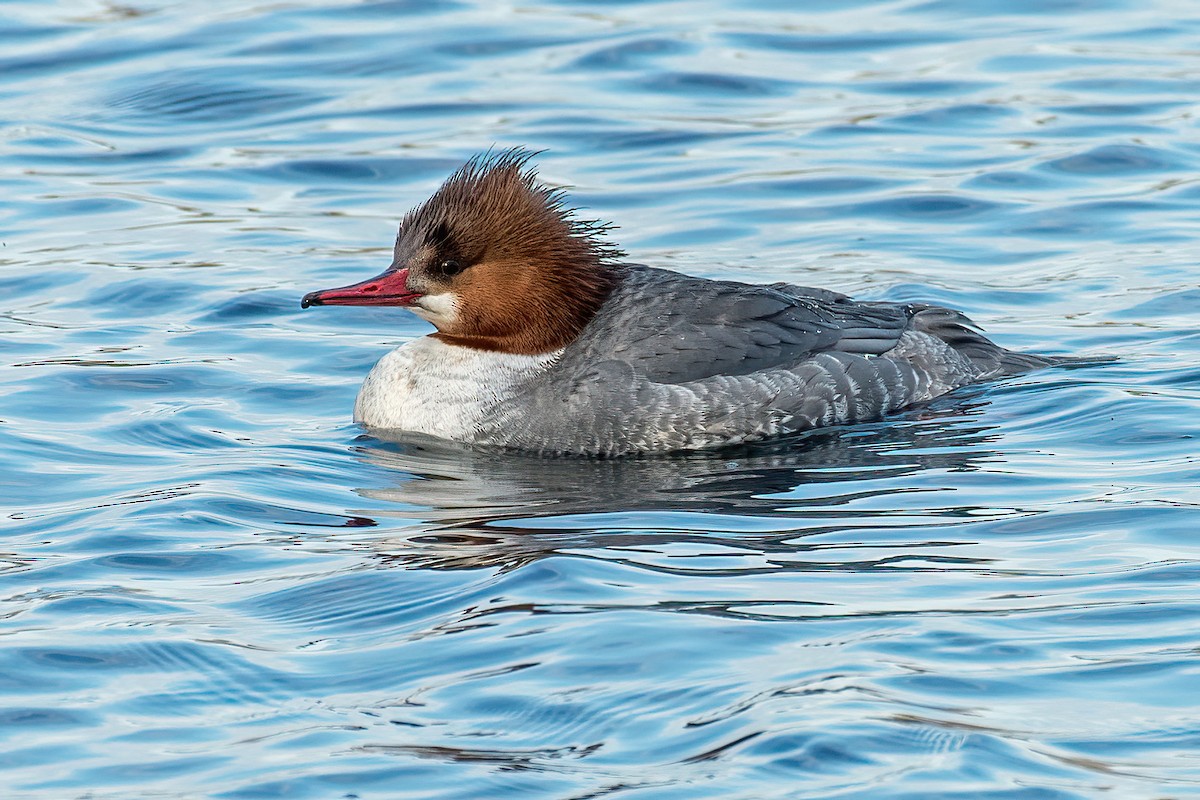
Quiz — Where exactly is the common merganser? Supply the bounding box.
[302,150,1061,456]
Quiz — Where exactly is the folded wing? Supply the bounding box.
[586,267,914,384]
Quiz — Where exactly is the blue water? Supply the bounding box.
[3,1,1199,797]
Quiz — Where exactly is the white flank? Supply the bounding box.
[353,336,562,439]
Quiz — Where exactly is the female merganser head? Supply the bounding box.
[302,149,1065,456]
[302,150,621,355]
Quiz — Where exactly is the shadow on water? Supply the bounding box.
[342,392,1013,572]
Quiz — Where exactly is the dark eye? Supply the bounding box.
[439,259,465,277]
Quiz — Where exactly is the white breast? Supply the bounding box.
[353,336,561,440]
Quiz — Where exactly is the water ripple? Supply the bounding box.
[1,0,1198,797]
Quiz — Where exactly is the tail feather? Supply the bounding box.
[906,304,1091,377]
[995,349,1061,374]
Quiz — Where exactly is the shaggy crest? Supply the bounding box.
[399,148,625,354]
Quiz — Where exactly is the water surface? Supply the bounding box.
[2,1,1199,797]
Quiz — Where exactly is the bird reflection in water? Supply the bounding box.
[332,391,1025,573]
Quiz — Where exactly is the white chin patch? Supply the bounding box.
[411,292,459,326]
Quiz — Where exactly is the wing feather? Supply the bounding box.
[572,267,913,384]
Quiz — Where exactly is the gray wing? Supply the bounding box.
[477,266,1055,455]
[577,267,914,384]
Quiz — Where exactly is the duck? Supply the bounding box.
[302,149,1062,456]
